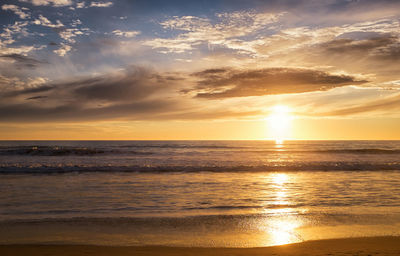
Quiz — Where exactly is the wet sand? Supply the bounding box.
[1,237,400,256]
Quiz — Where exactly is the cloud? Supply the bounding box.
[0,66,262,122]
[1,2,400,125]
[3,85,53,98]
[76,2,85,8]
[26,95,48,100]
[71,19,82,27]
[143,12,399,62]
[287,33,400,82]
[0,75,48,94]
[251,18,400,58]
[18,0,73,7]
[0,21,29,48]
[0,45,45,56]
[111,30,140,38]
[319,35,400,59]
[144,11,283,54]
[0,75,26,91]
[370,41,400,61]
[313,93,400,117]
[53,43,71,56]
[0,100,175,122]
[69,67,168,102]
[189,68,367,98]
[0,66,178,111]
[75,1,113,9]
[0,53,46,68]
[54,26,91,56]
[90,1,113,8]
[0,65,396,123]
[1,4,30,19]
[33,15,64,28]
[59,28,89,43]
[0,68,176,122]
[0,99,262,122]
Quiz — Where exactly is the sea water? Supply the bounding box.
[1,140,400,246]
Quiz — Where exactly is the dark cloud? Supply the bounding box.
[319,35,400,61]
[0,66,255,122]
[70,67,180,102]
[3,66,178,102]
[3,85,54,98]
[72,72,160,102]
[0,66,178,121]
[0,98,260,122]
[0,54,47,68]
[25,95,48,100]
[193,68,229,76]
[0,100,178,122]
[373,42,400,61]
[190,67,367,98]
[323,37,395,53]
[0,65,267,122]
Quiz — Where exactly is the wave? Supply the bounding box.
[242,148,400,154]
[0,146,153,156]
[186,204,300,210]
[118,144,246,149]
[1,162,400,174]
[2,145,400,156]
[2,211,396,226]
[299,149,400,154]
[0,214,274,225]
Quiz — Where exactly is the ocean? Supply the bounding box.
[1,140,400,247]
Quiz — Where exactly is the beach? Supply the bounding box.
[1,237,400,256]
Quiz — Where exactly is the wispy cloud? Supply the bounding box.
[89,1,113,8]
[0,21,46,56]
[59,28,88,43]
[1,4,30,19]
[0,21,29,48]
[111,30,140,38]
[76,2,85,8]
[33,14,64,28]
[311,93,400,117]
[0,53,46,68]
[18,0,73,7]
[144,11,283,54]
[53,43,71,56]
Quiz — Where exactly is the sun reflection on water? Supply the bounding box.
[269,218,302,246]
[261,173,304,246]
[272,173,288,185]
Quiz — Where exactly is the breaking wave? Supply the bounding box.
[1,162,400,174]
[1,145,400,156]
[0,146,153,156]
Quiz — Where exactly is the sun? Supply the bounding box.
[267,105,292,143]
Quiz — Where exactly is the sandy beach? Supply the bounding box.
[1,237,400,256]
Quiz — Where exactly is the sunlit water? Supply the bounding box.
[1,140,400,247]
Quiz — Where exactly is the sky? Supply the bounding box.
[0,0,400,140]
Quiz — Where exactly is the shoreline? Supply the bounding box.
[1,237,400,256]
